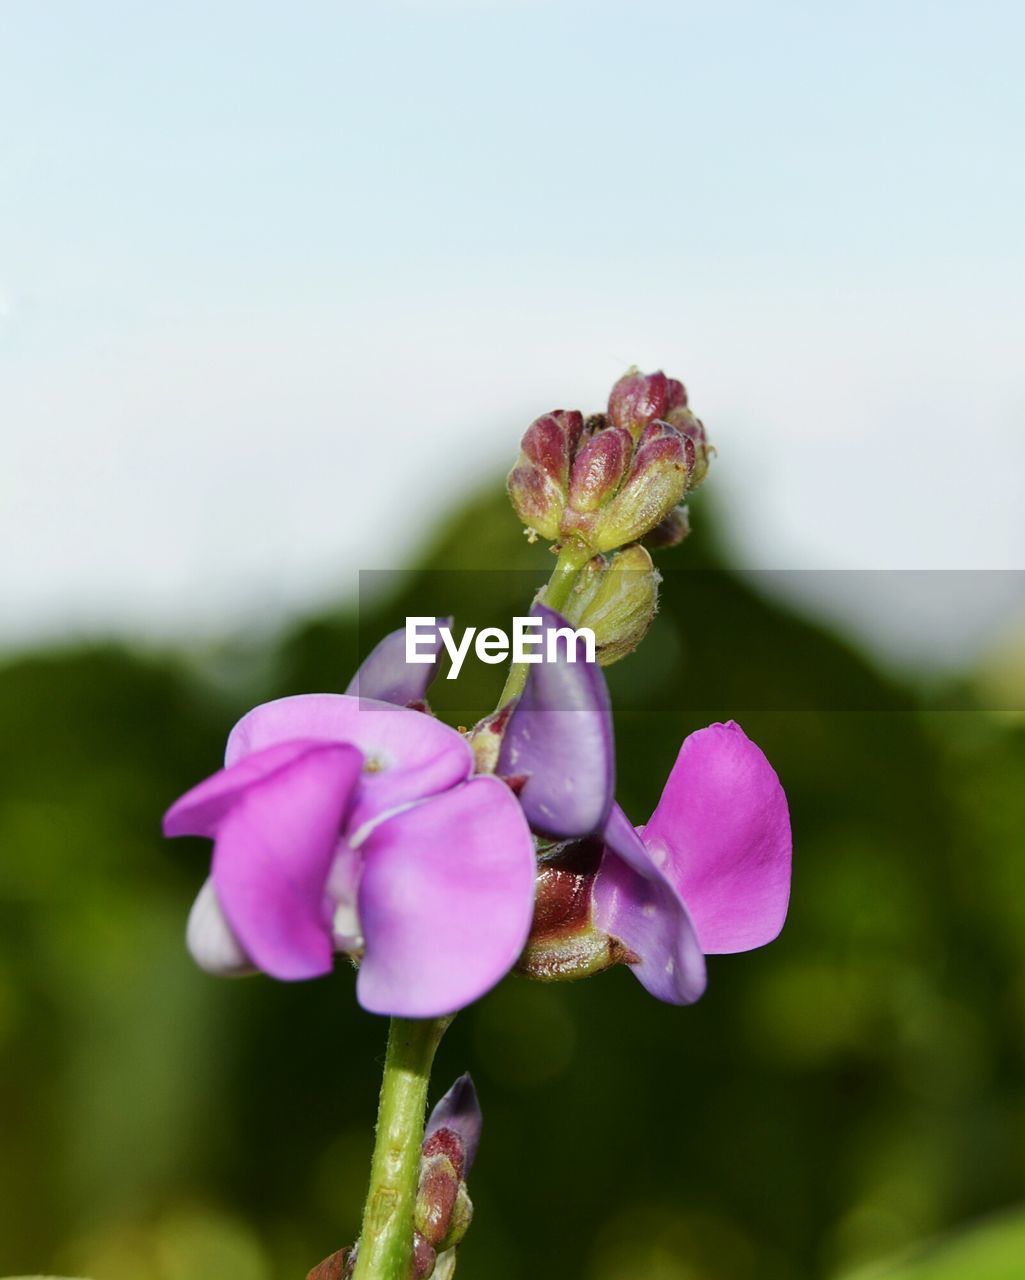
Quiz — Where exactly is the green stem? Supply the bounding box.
[352,1016,451,1280]
[497,540,591,705]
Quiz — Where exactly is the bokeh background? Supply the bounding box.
[2,3,1024,1278]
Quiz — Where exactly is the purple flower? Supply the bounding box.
[593,721,792,1004]
[164,689,536,1018]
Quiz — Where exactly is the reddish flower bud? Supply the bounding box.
[412,1231,438,1278]
[607,367,669,438]
[306,1248,351,1280]
[566,426,632,513]
[665,377,689,412]
[521,410,582,483]
[507,410,585,538]
[664,406,712,490]
[590,420,689,552]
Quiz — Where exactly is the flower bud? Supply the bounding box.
[665,376,689,411]
[664,406,712,490]
[412,1231,438,1278]
[442,1183,473,1251]
[589,419,689,552]
[423,1073,482,1177]
[306,1248,351,1280]
[644,504,691,549]
[566,426,633,513]
[607,367,669,438]
[415,1152,461,1248]
[507,410,585,538]
[562,545,660,666]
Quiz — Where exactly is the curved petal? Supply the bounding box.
[226,694,474,835]
[164,739,328,839]
[497,604,614,838]
[186,876,255,976]
[356,776,536,1017]
[212,742,363,980]
[592,804,706,1004]
[642,721,792,954]
[345,618,452,705]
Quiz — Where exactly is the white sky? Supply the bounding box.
[2,1,1024,669]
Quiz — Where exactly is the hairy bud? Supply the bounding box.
[306,1248,351,1280]
[608,367,670,438]
[507,410,585,538]
[664,406,712,490]
[507,369,709,552]
[562,545,660,666]
[589,419,689,551]
[567,426,633,513]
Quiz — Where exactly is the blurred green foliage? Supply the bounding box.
[1,490,1023,1279]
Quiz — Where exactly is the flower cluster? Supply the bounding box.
[507,367,711,554]
[163,365,789,1020]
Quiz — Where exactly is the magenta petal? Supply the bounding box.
[164,739,326,839]
[497,604,614,838]
[212,742,363,981]
[356,777,536,1017]
[593,804,706,1005]
[642,721,792,954]
[345,618,452,706]
[225,694,474,834]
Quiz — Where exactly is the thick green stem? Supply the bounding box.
[352,1016,451,1280]
[497,540,591,705]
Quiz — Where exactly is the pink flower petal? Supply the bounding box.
[212,742,364,980]
[355,776,536,1017]
[225,694,474,834]
[593,804,706,1004]
[642,722,792,954]
[164,739,328,839]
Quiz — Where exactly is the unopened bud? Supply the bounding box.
[507,410,585,538]
[566,426,633,513]
[644,504,691,549]
[423,1073,482,1177]
[412,1231,438,1279]
[441,1183,473,1251]
[415,1152,461,1248]
[306,1247,351,1280]
[589,419,689,552]
[562,545,660,666]
[665,376,689,411]
[664,406,712,490]
[607,367,669,438]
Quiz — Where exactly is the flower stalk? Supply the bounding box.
[352,1016,452,1280]
[497,540,589,706]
